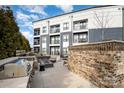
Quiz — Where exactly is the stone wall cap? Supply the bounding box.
[72,40,124,47]
[69,40,124,51]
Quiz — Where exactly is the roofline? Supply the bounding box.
[33,5,116,23]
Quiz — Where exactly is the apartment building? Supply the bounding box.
[33,5,124,57]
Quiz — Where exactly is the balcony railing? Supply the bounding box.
[51,40,60,44]
[51,51,60,55]
[34,47,40,53]
[78,38,88,43]
[74,38,88,43]
[73,24,87,30]
[50,28,60,34]
[34,28,40,36]
[34,32,40,36]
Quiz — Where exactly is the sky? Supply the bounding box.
[10,5,95,48]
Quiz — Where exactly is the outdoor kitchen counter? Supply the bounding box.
[0,60,34,88]
[0,76,29,88]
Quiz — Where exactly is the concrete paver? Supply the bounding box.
[31,61,97,88]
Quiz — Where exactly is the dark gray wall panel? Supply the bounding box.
[40,35,50,55]
[60,31,72,57]
[89,27,123,43]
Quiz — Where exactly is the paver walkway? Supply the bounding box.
[31,61,97,88]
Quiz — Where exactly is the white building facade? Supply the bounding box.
[33,5,124,57]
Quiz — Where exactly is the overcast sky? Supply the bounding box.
[10,5,95,48]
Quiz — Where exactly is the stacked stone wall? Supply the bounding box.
[67,41,124,87]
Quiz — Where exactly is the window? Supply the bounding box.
[50,47,60,55]
[73,33,88,43]
[42,37,46,43]
[34,37,40,45]
[78,34,87,43]
[63,48,68,55]
[50,36,60,44]
[56,48,60,55]
[34,28,40,36]
[63,22,69,30]
[51,37,54,44]
[42,26,47,33]
[63,34,69,42]
[34,47,40,53]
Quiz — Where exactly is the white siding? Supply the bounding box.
[88,7,122,29]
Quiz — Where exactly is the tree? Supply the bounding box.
[0,6,31,59]
[93,10,113,41]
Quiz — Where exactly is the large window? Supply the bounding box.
[63,34,69,42]
[34,28,40,36]
[50,47,60,55]
[42,26,47,33]
[63,22,69,30]
[50,36,60,44]
[73,19,88,30]
[42,37,46,43]
[34,37,40,45]
[73,32,88,43]
[50,24,60,33]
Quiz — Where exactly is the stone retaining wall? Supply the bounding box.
[67,41,124,88]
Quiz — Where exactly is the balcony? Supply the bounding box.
[34,37,40,45]
[34,47,40,53]
[34,41,40,45]
[50,47,60,55]
[50,28,60,34]
[73,32,88,43]
[51,51,60,55]
[73,19,88,31]
[73,24,87,30]
[50,25,60,34]
[34,28,40,36]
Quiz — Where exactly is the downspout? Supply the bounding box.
[122,7,124,41]
[48,20,50,55]
[71,15,73,45]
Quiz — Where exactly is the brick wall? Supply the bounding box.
[67,40,124,88]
